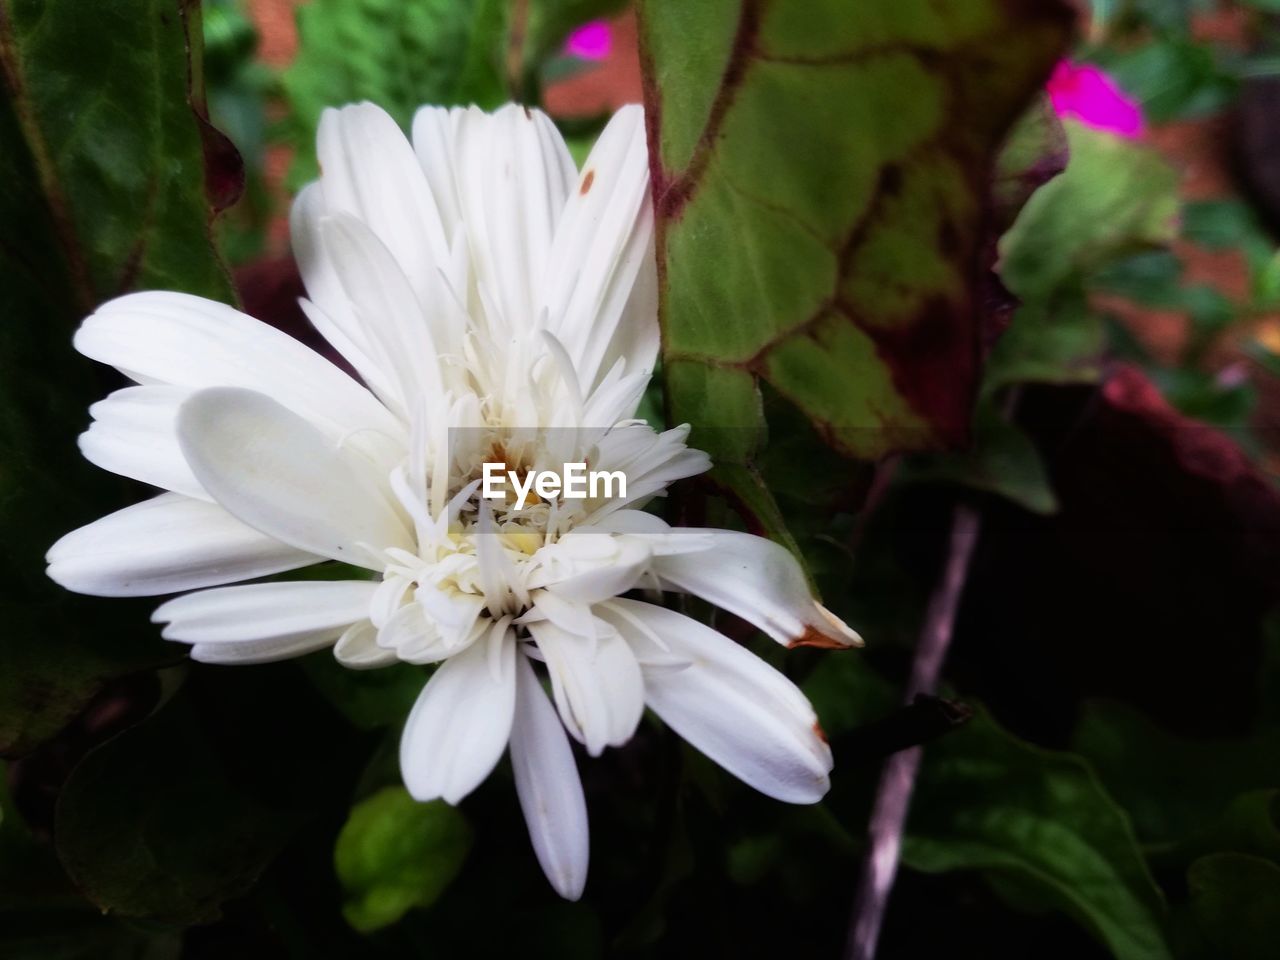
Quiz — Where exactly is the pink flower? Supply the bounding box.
[564,20,612,61]
[1048,61,1145,139]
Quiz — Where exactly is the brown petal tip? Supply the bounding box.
[788,627,856,650]
[786,603,865,649]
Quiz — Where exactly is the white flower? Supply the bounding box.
[46,102,862,899]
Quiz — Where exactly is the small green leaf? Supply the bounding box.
[904,706,1173,960]
[1000,122,1180,302]
[335,786,472,932]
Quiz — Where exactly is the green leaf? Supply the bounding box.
[640,0,1073,472]
[902,400,1058,514]
[1255,252,1280,309]
[54,685,305,926]
[999,122,1180,302]
[985,123,1179,396]
[1092,250,1184,307]
[904,706,1173,960]
[985,294,1108,393]
[1181,199,1263,252]
[1174,791,1280,869]
[1,770,179,958]
[282,0,509,184]
[1073,700,1280,846]
[1181,854,1280,960]
[1153,366,1254,430]
[335,786,472,932]
[0,0,236,306]
[0,0,236,755]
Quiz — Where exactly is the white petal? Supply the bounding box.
[315,213,445,413]
[74,292,402,465]
[400,623,517,804]
[79,385,206,499]
[313,102,452,303]
[599,599,832,804]
[177,387,414,568]
[416,585,487,650]
[378,601,439,661]
[652,530,863,648]
[291,185,405,409]
[542,104,656,392]
[452,104,577,336]
[582,423,711,523]
[410,106,465,239]
[603,245,660,395]
[525,589,598,639]
[511,652,589,900]
[46,493,318,597]
[334,619,400,669]
[475,499,527,611]
[152,579,377,643]
[588,512,715,556]
[581,361,649,429]
[527,618,644,757]
[379,600,485,665]
[531,532,651,604]
[189,631,343,665]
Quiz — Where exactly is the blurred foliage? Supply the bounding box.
[1087,0,1272,122]
[282,0,508,186]
[2,0,1279,958]
[280,0,625,186]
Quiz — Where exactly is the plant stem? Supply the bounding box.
[844,502,982,960]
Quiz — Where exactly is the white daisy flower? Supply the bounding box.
[46,102,862,899]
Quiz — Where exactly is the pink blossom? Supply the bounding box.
[564,20,612,61]
[1047,61,1145,139]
